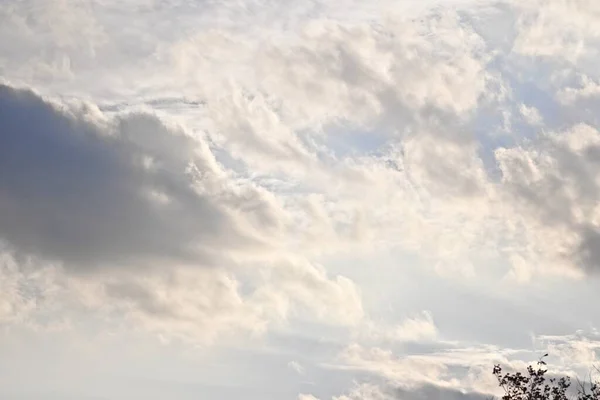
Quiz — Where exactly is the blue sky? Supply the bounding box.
[2,0,600,399]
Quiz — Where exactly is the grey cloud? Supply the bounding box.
[393,384,489,400]
[105,280,177,318]
[576,226,600,274]
[496,124,600,273]
[0,83,364,341]
[331,383,490,400]
[0,84,270,272]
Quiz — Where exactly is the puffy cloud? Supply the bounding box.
[255,11,490,125]
[0,2,507,285]
[0,83,365,343]
[4,3,600,400]
[519,104,543,126]
[0,83,277,271]
[361,312,438,344]
[558,75,600,104]
[57,255,364,343]
[496,123,600,274]
[0,250,55,325]
[512,0,600,61]
[254,258,364,326]
[86,269,270,343]
[4,3,600,398]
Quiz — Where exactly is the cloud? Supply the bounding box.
[558,75,600,104]
[496,123,600,274]
[306,382,488,400]
[251,9,491,137]
[0,2,513,284]
[0,83,278,271]
[4,0,600,399]
[330,327,600,399]
[0,249,52,325]
[0,83,365,343]
[254,258,364,326]
[4,0,600,291]
[511,0,600,61]
[519,104,543,126]
[361,312,438,344]
[534,330,600,371]
[289,361,306,375]
[392,384,489,400]
[52,255,363,343]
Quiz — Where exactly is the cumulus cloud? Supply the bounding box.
[360,312,438,344]
[4,0,600,398]
[0,2,520,283]
[534,330,600,371]
[0,83,365,343]
[1,4,599,346]
[519,104,543,126]
[512,0,600,61]
[496,123,600,274]
[0,83,278,271]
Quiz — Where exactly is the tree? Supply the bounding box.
[492,356,600,400]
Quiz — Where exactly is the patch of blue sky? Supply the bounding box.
[471,106,533,183]
[209,139,319,198]
[472,61,564,181]
[318,124,390,160]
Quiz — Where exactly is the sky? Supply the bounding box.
[1,0,600,399]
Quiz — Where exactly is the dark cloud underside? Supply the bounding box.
[0,84,261,271]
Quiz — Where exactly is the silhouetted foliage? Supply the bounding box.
[493,356,600,400]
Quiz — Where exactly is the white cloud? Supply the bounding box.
[333,384,390,400]
[512,0,600,61]
[558,75,600,104]
[535,330,600,371]
[0,250,52,325]
[289,360,306,375]
[361,311,438,343]
[3,0,600,398]
[519,103,543,126]
[496,123,600,275]
[0,84,365,344]
[2,3,599,347]
[335,341,547,396]
[255,258,364,327]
